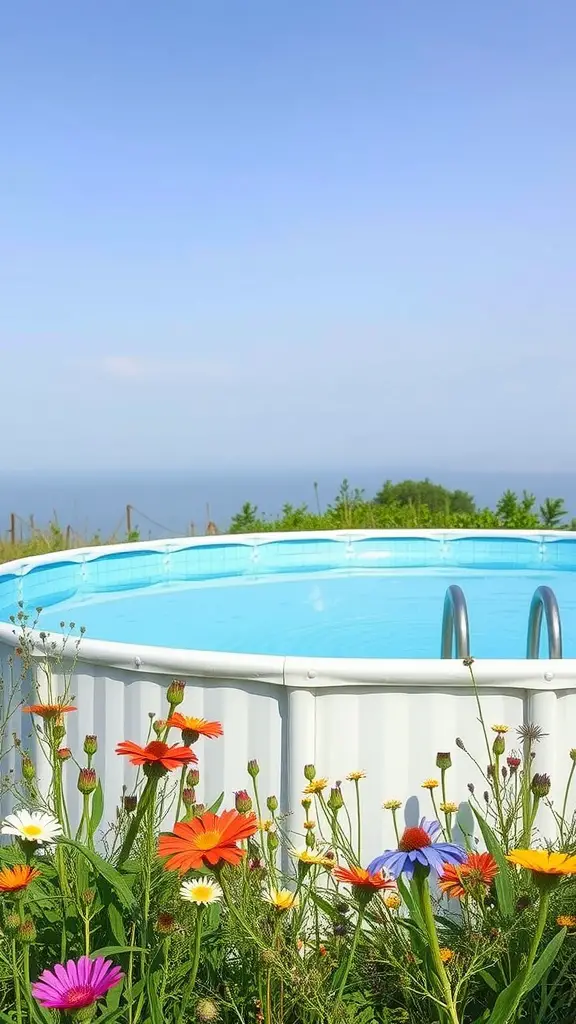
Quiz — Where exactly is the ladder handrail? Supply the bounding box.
[441,584,470,659]
[526,585,562,659]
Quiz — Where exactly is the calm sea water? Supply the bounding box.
[2,470,576,540]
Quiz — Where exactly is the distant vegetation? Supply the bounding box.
[0,479,574,564]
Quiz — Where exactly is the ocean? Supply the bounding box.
[2,469,576,541]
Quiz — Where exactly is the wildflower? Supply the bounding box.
[247,759,260,778]
[196,998,220,1022]
[0,864,41,893]
[439,852,498,899]
[266,795,278,812]
[187,768,200,787]
[493,735,505,756]
[77,768,97,794]
[327,787,344,811]
[491,724,509,734]
[303,778,328,794]
[235,790,253,814]
[301,797,312,811]
[263,888,299,911]
[257,818,273,832]
[167,680,186,706]
[570,749,576,762]
[303,820,316,830]
[18,918,36,943]
[156,912,177,934]
[123,795,137,813]
[1,809,62,845]
[439,802,459,814]
[21,756,35,780]
[292,846,334,868]
[436,753,452,770]
[455,737,466,750]
[421,779,439,790]
[319,944,327,956]
[384,893,402,910]
[346,770,366,781]
[507,850,576,879]
[165,713,223,743]
[303,764,316,781]
[23,702,76,719]
[507,755,521,770]
[32,956,123,1011]
[83,735,98,755]
[182,788,196,808]
[439,948,454,963]
[57,748,72,761]
[115,740,197,776]
[267,831,279,852]
[557,915,576,927]
[4,912,20,934]
[516,723,548,743]
[333,864,396,898]
[159,809,258,873]
[180,877,223,904]
[152,719,166,737]
[531,773,551,798]
[382,799,402,810]
[367,818,466,880]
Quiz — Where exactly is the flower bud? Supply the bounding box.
[78,767,97,794]
[305,830,316,848]
[123,795,137,813]
[467,782,474,794]
[492,735,505,756]
[83,735,98,756]
[247,759,260,778]
[5,912,20,934]
[333,921,347,936]
[266,795,278,812]
[531,773,551,798]
[455,737,466,751]
[57,747,72,761]
[304,764,316,781]
[196,998,220,1022]
[483,791,490,803]
[167,679,186,706]
[301,797,312,811]
[570,749,576,762]
[327,787,344,812]
[235,789,252,814]
[152,719,166,737]
[182,788,196,808]
[18,918,36,943]
[267,830,279,852]
[436,752,452,770]
[192,803,206,817]
[21,756,35,781]
[82,889,95,906]
[187,768,200,788]
[487,764,495,779]
[501,766,508,780]
[384,893,402,910]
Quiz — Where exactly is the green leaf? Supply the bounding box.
[108,903,127,946]
[524,927,566,994]
[90,779,105,834]
[91,945,146,958]
[485,969,527,1024]
[479,970,499,993]
[146,973,164,1024]
[471,807,514,918]
[206,791,224,815]
[57,837,134,908]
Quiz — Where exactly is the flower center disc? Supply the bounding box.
[194,830,222,850]
[145,741,168,758]
[398,826,432,852]
[22,825,42,838]
[65,985,95,1009]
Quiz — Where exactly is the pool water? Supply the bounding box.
[33,567,576,659]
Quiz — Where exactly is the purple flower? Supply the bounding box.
[32,956,123,1011]
[368,817,466,880]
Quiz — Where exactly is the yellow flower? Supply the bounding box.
[303,820,316,830]
[491,724,509,734]
[439,948,454,963]
[384,894,401,910]
[180,877,223,905]
[292,846,334,868]
[557,915,576,927]
[346,770,366,781]
[382,799,402,810]
[263,888,299,911]
[421,779,439,790]
[440,802,459,814]
[507,850,576,876]
[257,819,274,832]
[303,778,328,794]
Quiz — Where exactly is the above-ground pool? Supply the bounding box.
[1,531,576,856]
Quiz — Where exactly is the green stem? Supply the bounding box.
[504,890,550,1024]
[140,788,157,973]
[335,907,364,1005]
[84,911,91,956]
[466,662,493,771]
[521,740,533,846]
[117,777,158,866]
[11,941,22,1024]
[177,906,204,1023]
[412,867,460,1024]
[354,780,362,860]
[391,808,400,845]
[560,761,576,844]
[174,764,187,823]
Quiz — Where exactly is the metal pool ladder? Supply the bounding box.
[527,585,563,658]
[441,585,470,659]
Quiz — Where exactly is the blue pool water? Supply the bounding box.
[14,566,576,659]
[3,536,576,659]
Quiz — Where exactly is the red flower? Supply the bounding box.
[158,809,258,873]
[23,703,76,719]
[165,713,223,740]
[333,864,396,892]
[115,740,197,775]
[439,852,498,899]
[0,864,41,893]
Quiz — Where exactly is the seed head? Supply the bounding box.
[436,752,452,770]
[156,912,177,935]
[517,723,548,743]
[196,999,220,1022]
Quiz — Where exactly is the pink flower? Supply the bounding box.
[32,956,123,1010]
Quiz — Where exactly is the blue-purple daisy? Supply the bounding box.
[368,817,466,879]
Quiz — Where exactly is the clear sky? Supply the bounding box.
[2,2,575,473]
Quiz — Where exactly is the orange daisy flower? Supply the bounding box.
[158,809,258,873]
[333,864,396,892]
[23,703,76,719]
[0,864,41,893]
[439,852,498,899]
[165,713,223,740]
[115,740,197,774]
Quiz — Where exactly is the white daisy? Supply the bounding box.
[1,808,62,845]
[180,877,223,905]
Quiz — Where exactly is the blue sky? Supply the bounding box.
[2,2,575,473]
